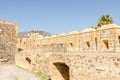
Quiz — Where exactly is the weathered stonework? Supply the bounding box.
[16,24,120,80]
[18,24,120,53]
[15,51,50,73]
[0,20,18,64]
[1,20,120,79]
[16,52,120,80]
[50,53,120,80]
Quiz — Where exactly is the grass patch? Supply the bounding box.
[35,72,48,80]
[16,65,48,80]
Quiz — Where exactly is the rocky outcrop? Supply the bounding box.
[0,20,18,64]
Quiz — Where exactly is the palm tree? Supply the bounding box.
[97,14,113,27]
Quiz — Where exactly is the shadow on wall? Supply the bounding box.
[53,62,69,80]
[18,48,24,52]
[25,57,31,64]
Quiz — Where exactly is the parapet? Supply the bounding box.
[0,20,17,25]
[81,28,96,33]
[69,30,79,34]
[97,24,120,30]
[18,23,120,53]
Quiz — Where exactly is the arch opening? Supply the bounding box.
[25,57,31,64]
[103,40,109,49]
[86,41,90,48]
[52,62,69,80]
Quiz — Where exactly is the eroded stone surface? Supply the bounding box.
[16,24,120,80]
[0,20,17,64]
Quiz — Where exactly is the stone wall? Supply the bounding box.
[18,24,120,53]
[15,51,50,74]
[0,20,18,64]
[16,51,120,80]
[50,53,120,80]
[16,24,120,80]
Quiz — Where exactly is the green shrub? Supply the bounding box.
[35,72,48,80]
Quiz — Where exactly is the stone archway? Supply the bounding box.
[51,62,69,80]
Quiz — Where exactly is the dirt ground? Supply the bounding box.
[0,64,40,80]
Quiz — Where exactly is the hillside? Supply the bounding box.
[18,30,53,39]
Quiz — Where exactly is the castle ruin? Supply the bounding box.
[16,24,120,80]
[1,20,120,80]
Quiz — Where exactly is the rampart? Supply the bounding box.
[0,20,18,64]
[18,24,120,53]
[0,20,120,79]
[16,24,120,80]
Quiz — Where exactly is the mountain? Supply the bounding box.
[18,30,53,39]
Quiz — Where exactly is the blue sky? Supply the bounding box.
[0,0,120,34]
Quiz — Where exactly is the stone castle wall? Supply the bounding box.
[15,51,50,73]
[0,20,120,79]
[16,24,120,80]
[15,51,120,80]
[50,53,120,80]
[0,20,18,64]
[18,24,120,53]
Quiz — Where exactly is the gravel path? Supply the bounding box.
[0,64,40,80]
